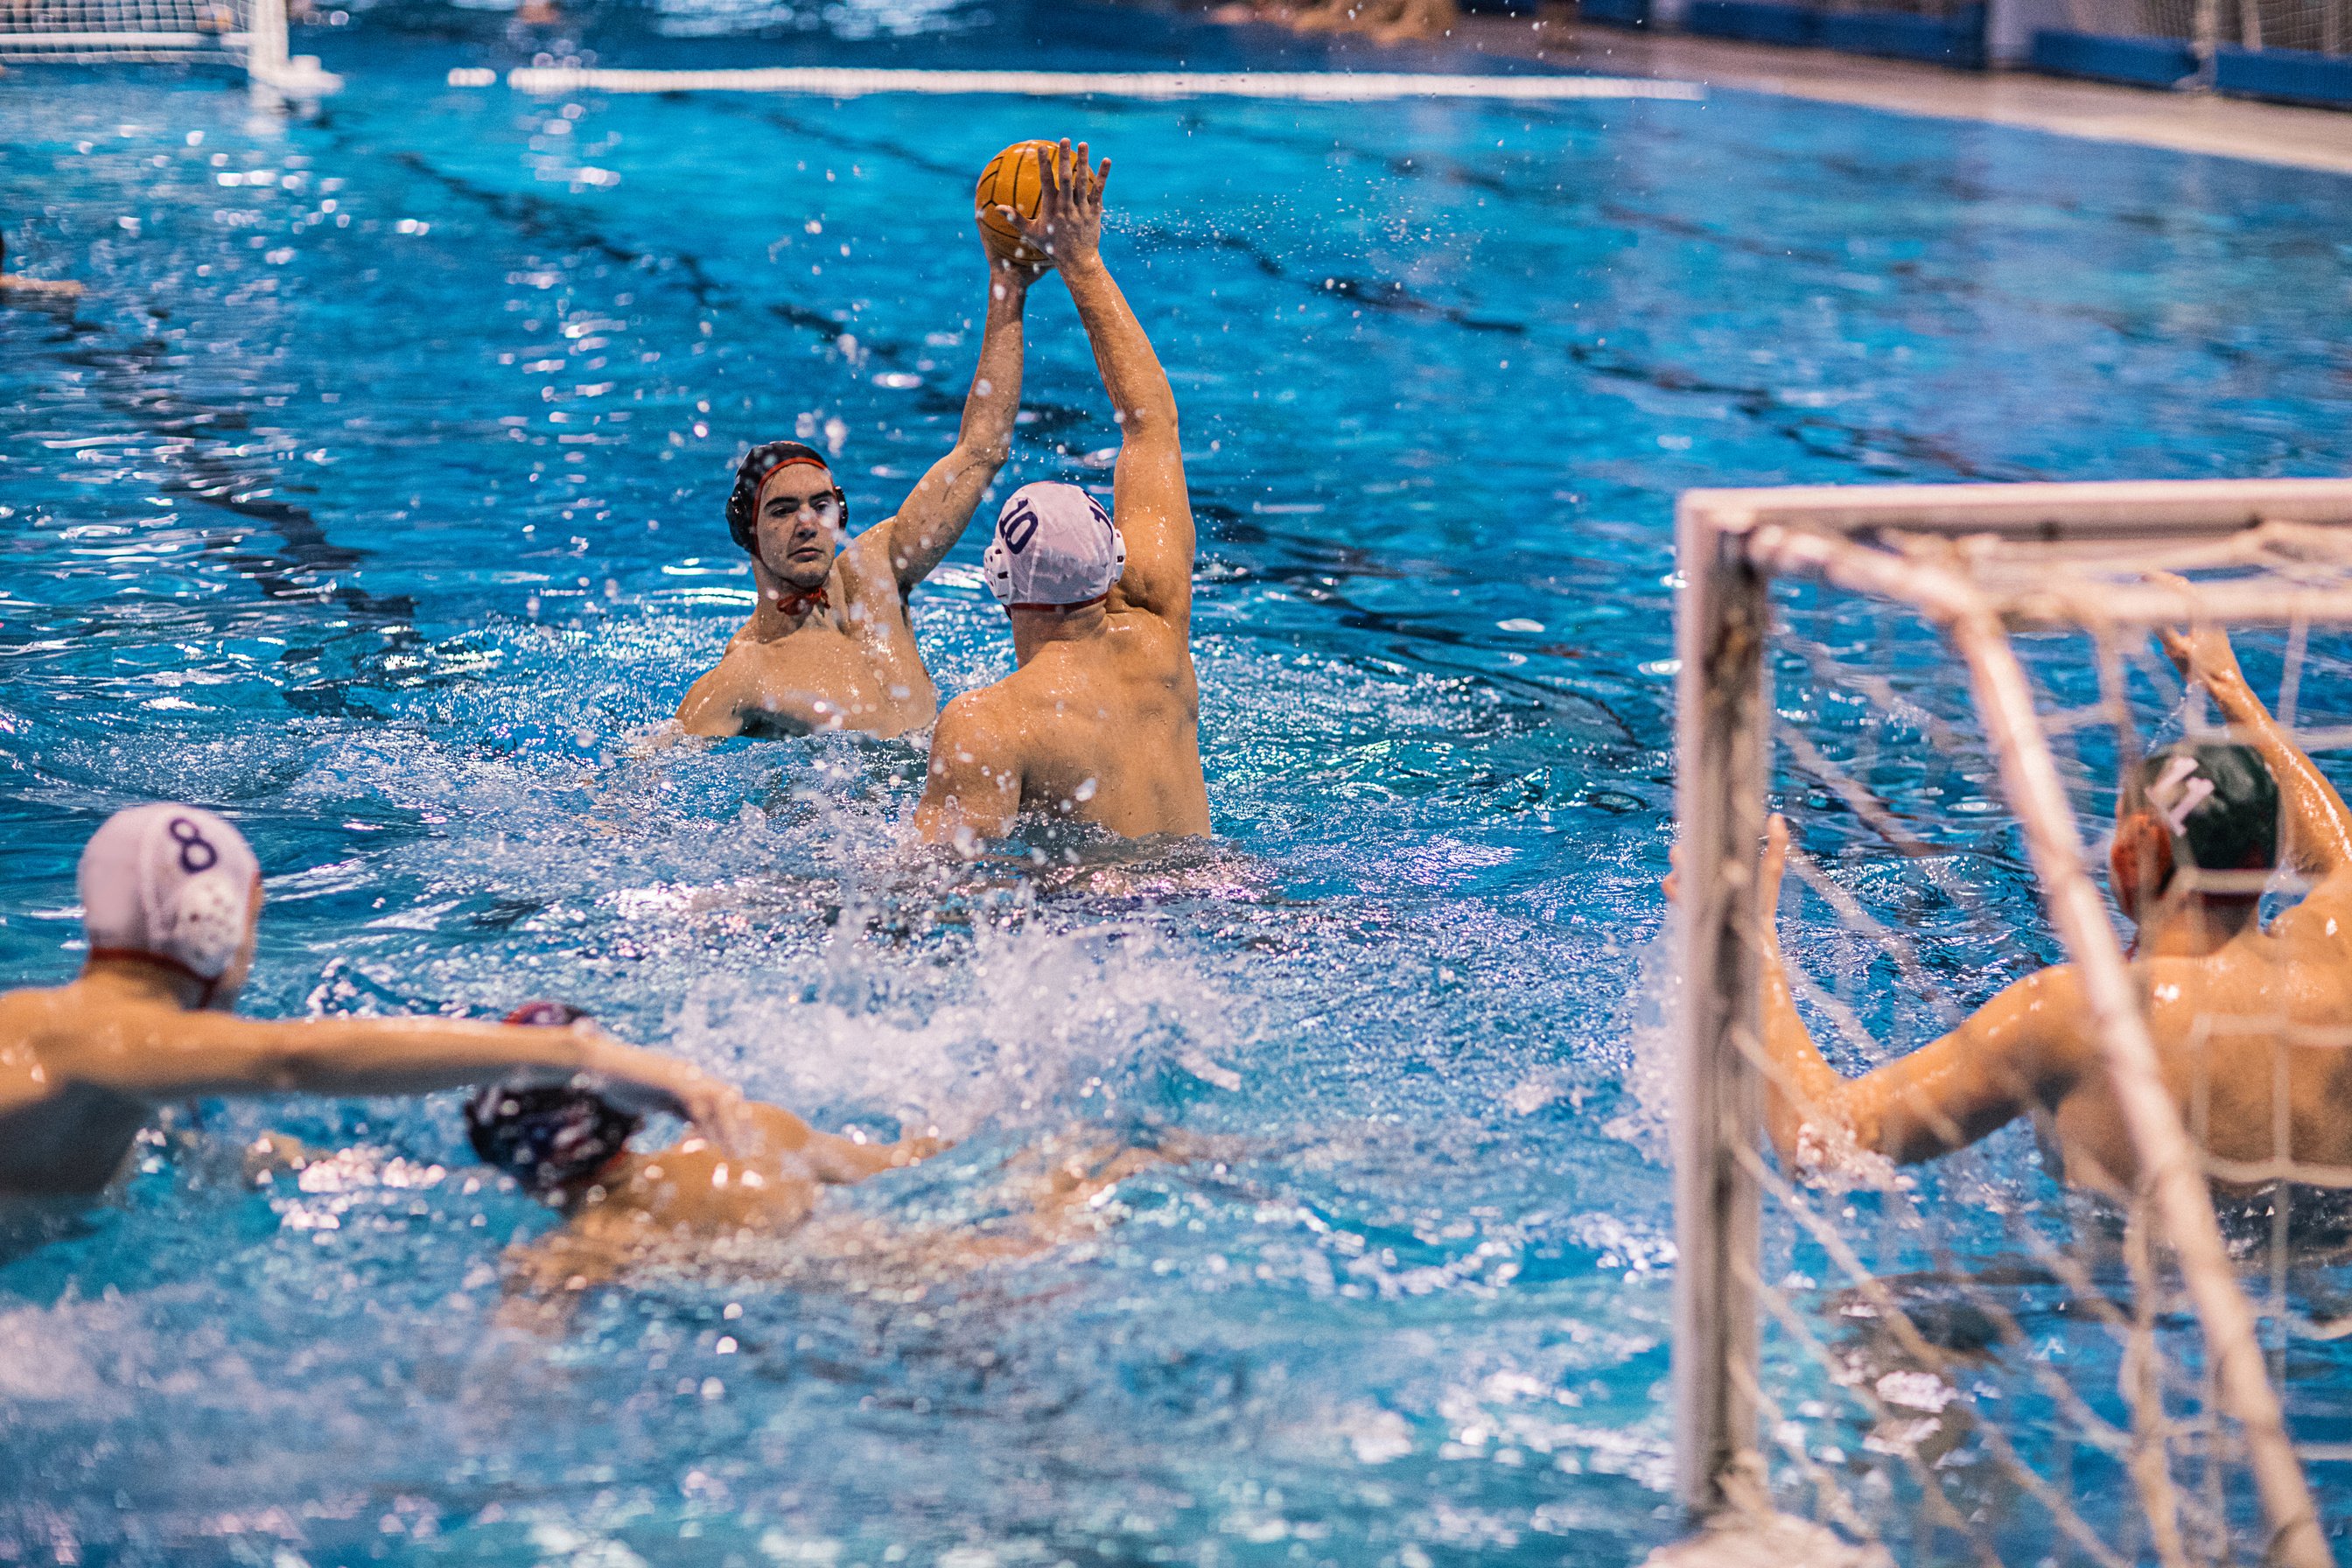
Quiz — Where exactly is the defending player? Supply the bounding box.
[1686,616,2352,1198]
[0,805,747,1201]
[466,1008,1197,1307]
[915,141,1210,847]
[672,225,1038,739]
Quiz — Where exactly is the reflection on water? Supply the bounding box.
[4,7,2352,1563]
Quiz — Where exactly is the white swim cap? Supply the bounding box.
[78,804,262,1003]
[983,482,1127,610]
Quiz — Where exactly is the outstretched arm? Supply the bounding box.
[1003,140,1194,631]
[66,1012,749,1143]
[914,696,1024,850]
[2160,615,2352,881]
[1675,816,2087,1169]
[856,250,1033,593]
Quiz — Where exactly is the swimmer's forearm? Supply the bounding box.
[262,1016,605,1096]
[959,267,1027,460]
[1060,257,1177,436]
[124,1015,709,1118]
[883,271,1029,584]
[805,1130,898,1183]
[1759,952,1858,1163]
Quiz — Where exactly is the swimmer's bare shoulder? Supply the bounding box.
[918,685,1033,845]
[498,1102,938,1305]
[675,631,788,737]
[0,981,169,1111]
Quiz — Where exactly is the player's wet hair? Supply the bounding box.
[726,441,847,555]
[464,1003,641,1200]
[2133,740,2278,892]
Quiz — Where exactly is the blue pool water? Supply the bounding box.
[6,3,2352,1562]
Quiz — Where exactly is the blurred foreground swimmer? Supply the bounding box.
[0,805,751,1202]
[470,1001,942,1299]
[670,206,1042,740]
[473,1003,1212,1314]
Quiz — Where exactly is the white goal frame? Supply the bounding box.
[1672,477,2352,1568]
[0,0,339,94]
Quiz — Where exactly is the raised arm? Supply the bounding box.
[1676,816,2087,1169]
[2160,618,2352,880]
[65,1010,747,1140]
[856,250,1032,593]
[914,695,1024,850]
[1004,141,1194,632]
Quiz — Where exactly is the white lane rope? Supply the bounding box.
[450,65,1704,102]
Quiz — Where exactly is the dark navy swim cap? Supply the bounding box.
[726,441,847,555]
[465,1002,642,1200]
[2136,740,2279,884]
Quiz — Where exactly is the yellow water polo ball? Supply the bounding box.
[975,140,1060,262]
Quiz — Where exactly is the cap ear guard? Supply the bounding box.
[169,876,248,977]
[983,530,1015,606]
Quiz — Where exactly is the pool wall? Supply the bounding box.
[1577,0,2352,107]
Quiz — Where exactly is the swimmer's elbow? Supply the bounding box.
[1120,396,1179,441]
[958,435,1014,470]
[242,1040,335,1096]
[1765,1081,1879,1170]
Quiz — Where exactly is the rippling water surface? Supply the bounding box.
[5,5,2352,1563]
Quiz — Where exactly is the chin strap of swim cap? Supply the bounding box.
[726,440,848,556]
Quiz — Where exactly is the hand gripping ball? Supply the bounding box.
[974,140,1060,265]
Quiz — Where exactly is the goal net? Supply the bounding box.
[1670,478,2352,1568]
[0,0,338,93]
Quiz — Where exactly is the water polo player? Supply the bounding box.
[916,141,1210,846]
[467,1001,941,1298]
[0,804,748,1201]
[672,202,1040,739]
[1670,608,2352,1198]
[472,1004,1214,1309]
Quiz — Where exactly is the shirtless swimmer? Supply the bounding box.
[672,226,1039,739]
[467,1004,1208,1307]
[0,804,746,1201]
[914,142,1210,848]
[1670,612,2352,1200]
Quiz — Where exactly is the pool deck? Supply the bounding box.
[1450,13,2352,176]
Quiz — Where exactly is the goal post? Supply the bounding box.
[0,0,340,94]
[1670,478,2352,1567]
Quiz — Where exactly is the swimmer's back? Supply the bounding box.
[940,597,1208,839]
